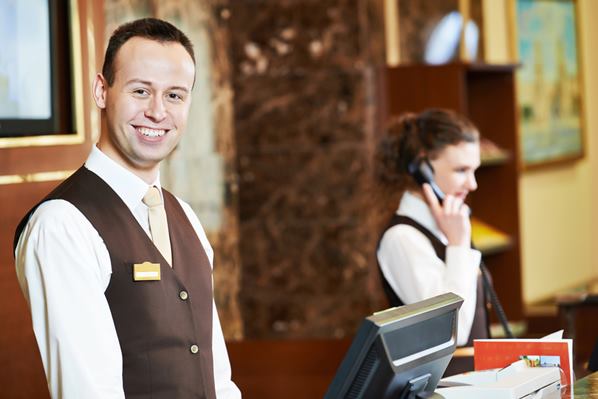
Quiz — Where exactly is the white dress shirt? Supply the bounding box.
[15,146,241,399]
[377,191,481,346]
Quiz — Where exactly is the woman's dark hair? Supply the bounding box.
[102,18,195,87]
[375,108,479,190]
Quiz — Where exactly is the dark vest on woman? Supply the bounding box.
[14,167,216,399]
[377,214,490,347]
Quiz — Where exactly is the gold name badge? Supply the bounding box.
[133,262,161,281]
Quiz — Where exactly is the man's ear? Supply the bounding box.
[92,73,108,109]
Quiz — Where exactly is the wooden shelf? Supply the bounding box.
[480,138,511,167]
[464,62,520,73]
[554,277,598,304]
[471,217,512,256]
[489,320,527,338]
[481,151,511,167]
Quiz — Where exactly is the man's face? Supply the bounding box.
[94,37,195,179]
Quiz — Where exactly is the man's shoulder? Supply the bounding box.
[163,190,199,221]
[173,196,195,216]
[26,199,88,230]
[165,193,214,263]
[15,199,98,256]
[172,197,207,236]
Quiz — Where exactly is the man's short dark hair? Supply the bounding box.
[102,18,195,86]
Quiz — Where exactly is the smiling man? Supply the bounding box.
[14,18,240,399]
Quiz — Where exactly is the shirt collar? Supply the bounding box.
[84,146,161,212]
[397,191,447,244]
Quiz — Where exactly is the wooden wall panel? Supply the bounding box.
[0,182,62,398]
[0,1,103,397]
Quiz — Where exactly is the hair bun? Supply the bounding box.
[398,113,418,138]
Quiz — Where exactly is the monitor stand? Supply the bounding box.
[416,393,445,399]
[399,373,442,399]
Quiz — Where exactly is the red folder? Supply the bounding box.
[474,339,573,387]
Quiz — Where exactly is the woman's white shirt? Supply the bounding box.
[377,191,481,346]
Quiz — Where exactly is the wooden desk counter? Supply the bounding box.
[227,339,351,399]
[568,371,598,398]
[228,339,598,399]
[557,294,598,374]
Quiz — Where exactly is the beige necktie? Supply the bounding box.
[142,186,172,266]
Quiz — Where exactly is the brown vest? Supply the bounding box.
[377,215,490,345]
[15,167,217,399]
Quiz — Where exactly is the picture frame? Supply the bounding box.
[512,0,584,169]
[0,0,88,148]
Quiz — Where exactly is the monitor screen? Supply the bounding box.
[0,0,51,120]
[0,0,72,137]
[325,293,463,399]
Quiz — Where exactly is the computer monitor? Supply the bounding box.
[325,293,463,399]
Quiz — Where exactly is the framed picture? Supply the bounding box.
[514,0,584,169]
[0,0,86,148]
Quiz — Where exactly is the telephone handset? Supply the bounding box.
[407,158,445,203]
[407,157,514,338]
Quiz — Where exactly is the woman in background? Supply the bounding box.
[375,108,488,349]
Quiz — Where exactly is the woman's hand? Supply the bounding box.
[422,183,471,247]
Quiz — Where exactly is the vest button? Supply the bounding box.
[190,344,199,354]
[179,290,189,300]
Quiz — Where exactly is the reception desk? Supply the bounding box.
[228,339,598,399]
[557,293,598,372]
[227,339,351,399]
[565,371,598,398]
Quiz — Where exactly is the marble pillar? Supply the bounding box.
[229,0,387,338]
